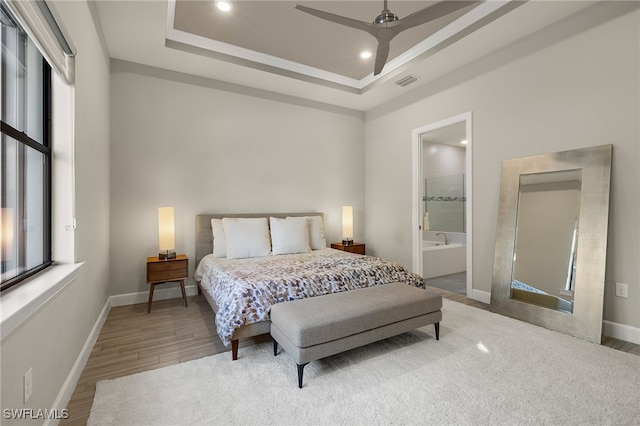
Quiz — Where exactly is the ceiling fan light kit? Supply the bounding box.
[295,0,481,76]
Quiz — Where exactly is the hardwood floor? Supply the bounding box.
[62,296,216,425]
[62,288,639,425]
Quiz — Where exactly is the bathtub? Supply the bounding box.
[422,241,466,279]
[423,241,464,249]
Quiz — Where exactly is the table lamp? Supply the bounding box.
[158,207,176,260]
[342,206,353,246]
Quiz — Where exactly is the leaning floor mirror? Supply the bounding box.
[490,145,612,344]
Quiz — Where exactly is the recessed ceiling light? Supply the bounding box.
[216,1,232,12]
[360,51,372,59]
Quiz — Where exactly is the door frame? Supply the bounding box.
[411,111,473,297]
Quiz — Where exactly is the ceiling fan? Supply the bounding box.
[295,1,482,76]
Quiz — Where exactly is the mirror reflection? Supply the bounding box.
[510,170,582,313]
[491,144,611,343]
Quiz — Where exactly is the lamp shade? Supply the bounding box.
[158,207,175,252]
[342,206,353,241]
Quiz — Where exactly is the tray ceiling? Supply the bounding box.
[166,0,514,90]
[92,1,602,110]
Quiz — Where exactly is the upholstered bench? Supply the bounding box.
[270,282,443,388]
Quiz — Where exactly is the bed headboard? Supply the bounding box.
[195,212,323,268]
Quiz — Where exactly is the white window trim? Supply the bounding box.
[0,17,78,340]
[0,262,84,341]
[3,0,75,83]
[0,74,78,341]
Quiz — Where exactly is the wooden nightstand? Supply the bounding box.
[146,254,189,313]
[330,242,366,255]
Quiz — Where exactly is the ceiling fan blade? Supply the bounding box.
[295,4,373,34]
[295,1,482,77]
[397,0,482,32]
[374,40,390,76]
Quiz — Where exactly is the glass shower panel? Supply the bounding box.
[425,174,465,232]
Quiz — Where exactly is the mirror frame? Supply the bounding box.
[490,145,612,343]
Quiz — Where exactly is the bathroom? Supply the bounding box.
[421,123,467,294]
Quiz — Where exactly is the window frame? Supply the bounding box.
[1,13,53,292]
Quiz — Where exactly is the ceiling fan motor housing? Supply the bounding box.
[374,11,399,24]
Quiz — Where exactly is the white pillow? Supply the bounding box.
[211,218,227,258]
[289,215,327,250]
[222,217,272,259]
[270,217,311,256]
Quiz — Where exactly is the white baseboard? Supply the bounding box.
[110,284,198,307]
[46,297,111,426]
[471,289,491,304]
[603,320,640,345]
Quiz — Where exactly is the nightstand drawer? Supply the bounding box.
[147,269,187,282]
[146,256,188,283]
[147,259,187,273]
[331,243,365,255]
[342,245,365,255]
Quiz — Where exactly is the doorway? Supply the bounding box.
[412,112,472,297]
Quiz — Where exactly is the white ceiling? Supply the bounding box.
[93,0,598,111]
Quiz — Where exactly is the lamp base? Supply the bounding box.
[159,251,176,260]
[342,239,353,246]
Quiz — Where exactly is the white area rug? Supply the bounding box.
[88,299,639,425]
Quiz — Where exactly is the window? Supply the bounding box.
[1,1,52,291]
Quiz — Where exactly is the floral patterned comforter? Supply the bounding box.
[195,248,424,346]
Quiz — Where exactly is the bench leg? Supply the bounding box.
[273,339,278,356]
[434,322,440,340]
[231,340,239,361]
[297,363,309,389]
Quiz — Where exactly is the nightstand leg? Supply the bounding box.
[147,283,155,313]
[179,280,188,308]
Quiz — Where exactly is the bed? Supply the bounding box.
[194,213,424,360]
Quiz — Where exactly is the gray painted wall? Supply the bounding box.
[365,4,639,328]
[109,61,366,296]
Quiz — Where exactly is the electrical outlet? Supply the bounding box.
[615,282,628,298]
[24,367,33,403]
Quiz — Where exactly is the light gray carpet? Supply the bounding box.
[88,299,640,425]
